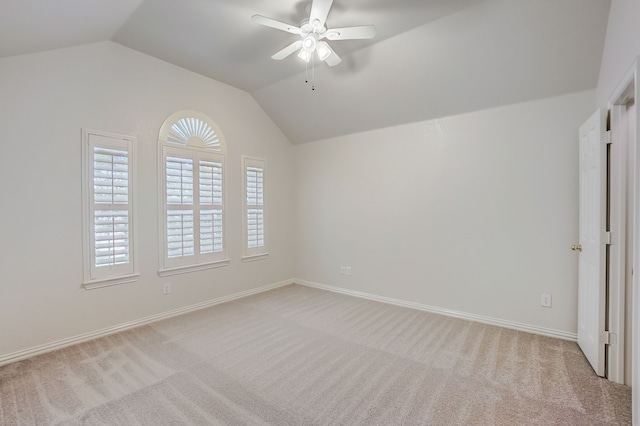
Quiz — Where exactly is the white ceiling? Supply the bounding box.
[0,0,611,144]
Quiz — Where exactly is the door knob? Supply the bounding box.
[571,244,582,252]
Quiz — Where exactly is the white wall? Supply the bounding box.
[0,41,295,359]
[597,0,640,105]
[295,90,595,335]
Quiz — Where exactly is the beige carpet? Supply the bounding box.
[0,284,632,425]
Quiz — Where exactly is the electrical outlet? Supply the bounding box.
[345,266,352,276]
[163,283,171,295]
[340,266,346,275]
[541,293,552,308]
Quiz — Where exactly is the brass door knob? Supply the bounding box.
[571,244,582,252]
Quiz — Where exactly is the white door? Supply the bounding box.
[577,110,607,377]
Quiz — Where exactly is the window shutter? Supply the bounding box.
[158,111,228,275]
[165,155,195,259]
[94,210,129,266]
[246,166,264,248]
[167,117,221,150]
[200,209,223,253]
[161,144,226,271]
[199,160,222,205]
[166,156,194,205]
[243,157,267,259]
[93,147,129,204]
[166,210,195,258]
[93,146,130,267]
[83,130,137,286]
[199,159,223,254]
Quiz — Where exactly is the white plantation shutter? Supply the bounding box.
[246,167,264,248]
[158,111,228,275]
[243,157,267,259]
[83,131,137,286]
[166,156,194,204]
[93,147,129,204]
[162,146,226,271]
[199,160,222,205]
[166,209,194,258]
[247,208,264,248]
[165,156,195,259]
[199,160,223,254]
[200,209,223,253]
[94,210,129,266]
[168,117,221,150]
[93,147,130,266]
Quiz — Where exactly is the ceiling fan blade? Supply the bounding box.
[271,41,303,60]
[252,15,301,35]
[309,0,333,30]
[322,44,342,67]
[324,25,376,41]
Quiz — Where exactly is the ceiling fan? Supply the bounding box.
[252,0,376,67]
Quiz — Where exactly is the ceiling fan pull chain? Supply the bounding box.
[312,55,316,91]
[305,60,309,84]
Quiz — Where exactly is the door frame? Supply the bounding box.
[606,57,638,398]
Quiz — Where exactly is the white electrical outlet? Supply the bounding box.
[541,293,552,308]
[340,266,346,275]
[345,266,352,276]
[163,283,171,295]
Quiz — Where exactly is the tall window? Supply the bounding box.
[242,156,268,261]
[82,130,138,289]
[158,111,228,276]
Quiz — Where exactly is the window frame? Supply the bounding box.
[241,155,268,262]
[81,129,139,289]
[157,111,229,277]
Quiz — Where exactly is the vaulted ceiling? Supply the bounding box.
[0,0,611,143]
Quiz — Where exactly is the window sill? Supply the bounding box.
[83,273,140,290]
[241,253,269,263]
[158,259,230,277]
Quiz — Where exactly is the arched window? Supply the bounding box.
[158,111,228,276]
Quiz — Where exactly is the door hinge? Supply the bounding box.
[601,331,617,345]
[603,130,612,145]
[603,231,612,245]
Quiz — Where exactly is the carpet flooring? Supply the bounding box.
[0,284,632,425]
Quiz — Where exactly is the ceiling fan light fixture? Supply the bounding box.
[298,48,312,63]
[302,35,317,52]
[316,41,332,61]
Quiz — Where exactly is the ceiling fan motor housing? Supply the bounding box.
[300,19,326,37]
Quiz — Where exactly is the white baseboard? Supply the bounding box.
[1,277,577,367]
[295,279,578,342]
[0,279,294,367]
